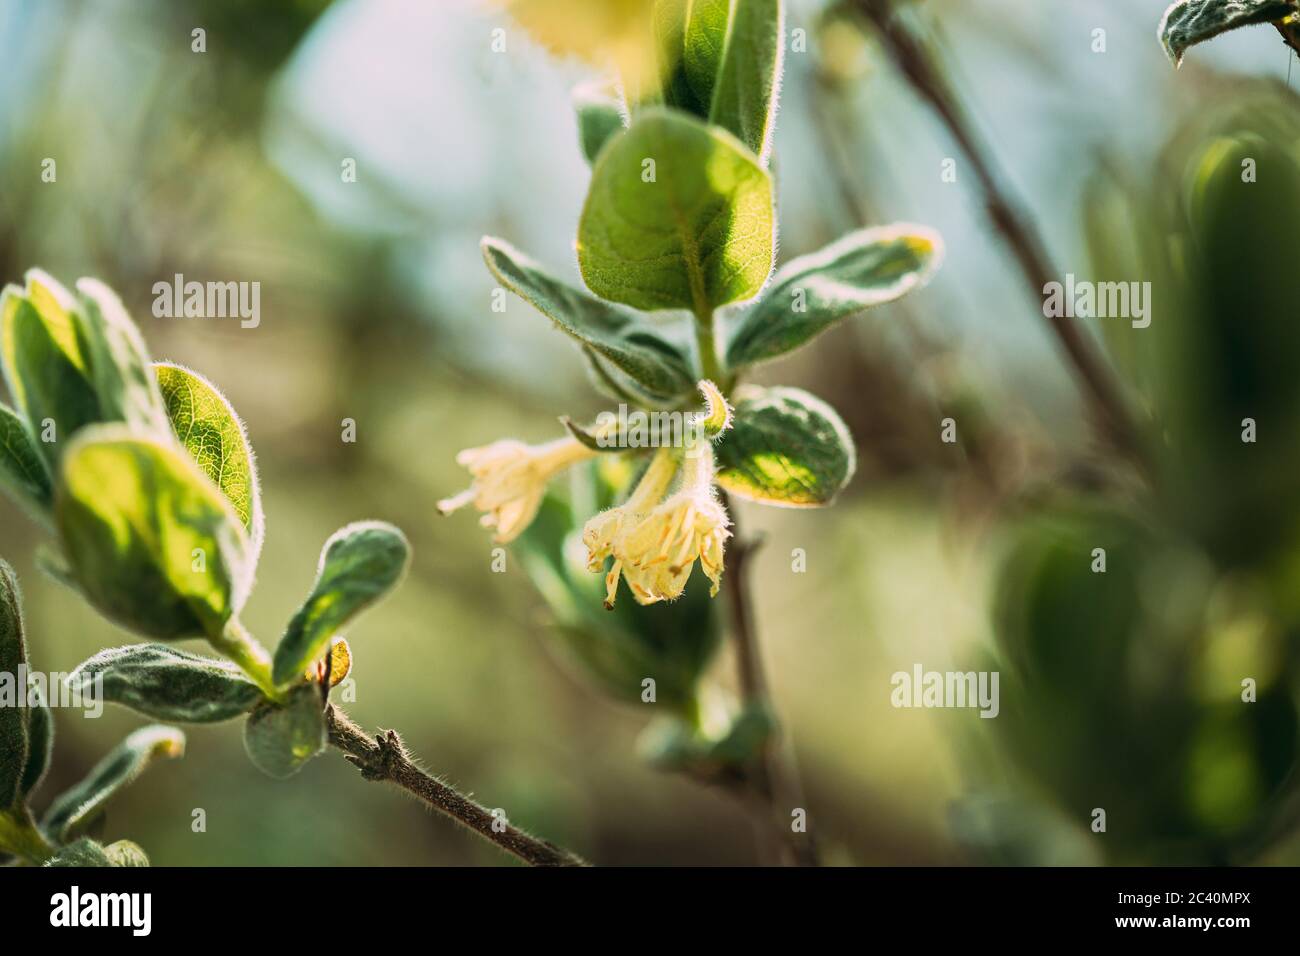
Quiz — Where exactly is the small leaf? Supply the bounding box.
[272,521,410,687]
[0,402,53,519]
[0,560,31,808]
[725,224,943,369]
[653,0,731,117]
[42,725,185,842]
[154,362,265,556]
[55,426,253,640]
[103,839,150,867]
[708,0,784,162]
[73,278,171,434]
[482,236,697,402]
[326,636,352,687]
[0,279,102,468]
[243,682,326,779]
[1159,0,1295,65]
[714,385,856,506]
[19,688,53,800]
[577,108,774,312]
[44,837,112,867]
[573,79,626,164]
[68,643,264,723]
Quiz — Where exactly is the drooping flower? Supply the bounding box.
[583,440,730,608]
[438,436,595,543]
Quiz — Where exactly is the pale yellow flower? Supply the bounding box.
[438,436,595,544]
[584,444,730,608]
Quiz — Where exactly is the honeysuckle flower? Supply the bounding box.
[438,436,595,543]
[584,440,731,609]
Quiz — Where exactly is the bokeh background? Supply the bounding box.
[2,0,1298,865]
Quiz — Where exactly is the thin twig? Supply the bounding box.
[850,0,1147,468]
[721,496,821,867]
[325,705,587,867]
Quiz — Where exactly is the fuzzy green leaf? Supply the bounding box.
[708,0,784,162]
[154,362,264,556]
[44,837,113,867]
[243,682,326,779]
[54,427,253,640]
[42,725,185,842]
[1159,0,1295,64]
[577,108,774,312]
[0,402,53,518]
[19,689,53,800]
[574,80,626,164]
[714,385,856,506]
[726,225,943,368]
[0,277,102,468]
[483,236,697,401]
[73,278,171,434]
[69,643,265,723]
[272,521,409,687]
[0,560,30,808]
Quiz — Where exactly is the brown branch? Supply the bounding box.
[850,0,1147,468]
[721,497,821,867]
[325,705,587,867]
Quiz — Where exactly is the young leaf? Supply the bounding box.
[154,362,265,557]
[243,682,326,779]
[0,560,31,808]
[272,521,409,687]
[73,278,171,435]
[577,108,774,313]
[725,225,943,369]
[0,280,102,468]
[42,725,185,842]
[573,79,627,164]
[54,427,254,641]
[103,839,150,867]
[482,236,697,401]
[0,402,53,519]
[68,643,265,723]
[714,385,856,506]
[708,0,784,162]
[1159,0,1295,65]
[44,837,113,867]
[19,688,53,800]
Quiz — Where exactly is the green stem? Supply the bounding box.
[211,619,282,702]
[0,808,57,864]
[693,306,726,387]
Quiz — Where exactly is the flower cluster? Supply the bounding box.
[440,384,732,607]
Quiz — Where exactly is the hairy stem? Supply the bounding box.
[851,0,1146,467]
[325,705,587,867]
[720,506,821,867]
[212,619,282,702]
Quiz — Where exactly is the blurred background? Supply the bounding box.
[2,0,1299,865]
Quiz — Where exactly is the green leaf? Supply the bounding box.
[573,79,626,164]
[272,521,410,687]
[73,278,171,435]
[0,277,102,467]
[0,402,53,519]
[154,362,264,556]
[714,385,856,506]
[44,837,113,867]
[725,224,944,368]
[103,839,150,867]
[1159,0,1295,65]
[0,560,31,808]
[54,426,253,640]
[69,643,264,723]
[577,108,774,313]
[482,236,697,402]
[640,703,775,773]
[708,0,784,162]
[42,725,185,842]
[243,682,326,779]
[19,688,53,800]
